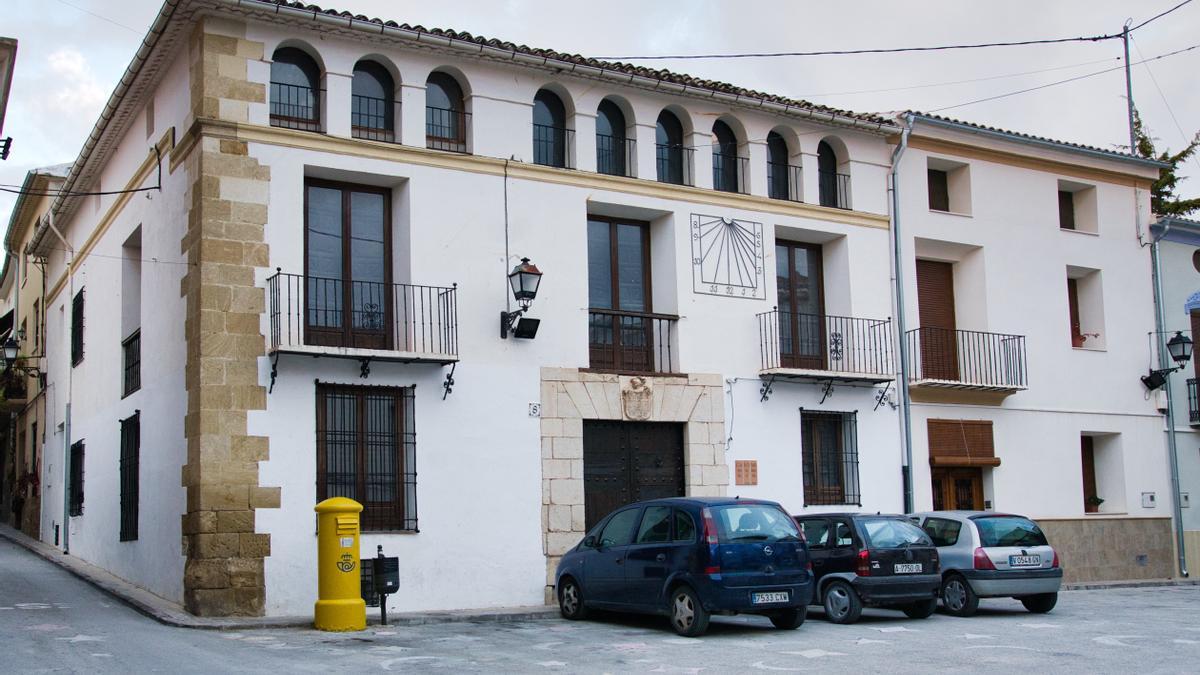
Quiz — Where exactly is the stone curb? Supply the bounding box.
[0,524,557,630]
[1063,578,1199,591]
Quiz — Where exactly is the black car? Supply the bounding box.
[793,513,941,624]
[555,497,815,637]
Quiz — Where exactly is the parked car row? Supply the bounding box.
[554,497,1063,636]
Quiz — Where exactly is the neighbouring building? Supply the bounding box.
[12,0,1181,619]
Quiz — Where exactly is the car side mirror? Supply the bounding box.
[583,535,597,549]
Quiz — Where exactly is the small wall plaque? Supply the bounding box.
[735,460,758,486]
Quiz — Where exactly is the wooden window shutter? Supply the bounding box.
[1068,278,1083,347]
[916,260,956,331]
[928,169,950,212]
[1058,191,1076,230]
[927,419,999,467]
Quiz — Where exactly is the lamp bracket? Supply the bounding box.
[500,308,527,339]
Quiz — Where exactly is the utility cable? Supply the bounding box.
[1131,35,1200,173]
[1130,0,1193,32]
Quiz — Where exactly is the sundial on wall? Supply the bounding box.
[690,214,766,300]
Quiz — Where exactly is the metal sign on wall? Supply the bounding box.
[690,214,766,300]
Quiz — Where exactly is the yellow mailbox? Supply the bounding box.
[314,497,366,631]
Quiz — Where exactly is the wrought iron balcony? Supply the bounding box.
[1,372,28,408]
[351,93,396,142]
[268,271,458,364]
[588,308,679,375]
[818,170,850,209]
[656,144,695,186]
[1188,378,1199,425]
[905,327,1027,392]
[425,106,470,153]
[533,124,575,169]
[596,134,636,177]
[712,154,749,194]
[269,82,321,132]
[768,162,802,202]
[757,310,893,383]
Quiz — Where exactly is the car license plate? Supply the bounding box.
[893,563,923,574]
[752,592,790,605]
[1009,555,1041,567]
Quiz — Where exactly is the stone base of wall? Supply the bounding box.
[1038,517,1175,583]
[1184,530,1200,577]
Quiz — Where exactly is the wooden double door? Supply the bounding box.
[582,421,684,531]
[931,467,983,511]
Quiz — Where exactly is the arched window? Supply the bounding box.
[817,140,848,209]
[426,72,468,152]
[532,89,569,168]
[711,120,742,193]
[351,61,394,142]
[270,47,320,131]
[656,111,689,185]
[767,131,796,201]
[596,100,630,177]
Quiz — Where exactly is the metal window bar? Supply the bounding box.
[316,384,417,532]
[711,153,749,194]
[425,106,470,153]
[119,413,139,542]
[904,327,1028,389]
[351,94,396,142]
[270,82,321,132]
[656,144,695,186]
[267,271,458,360]
[1187,378,1199,425]
[71,289,84,366]
[801,410,860,507]
[69,441,84,516]
[768,162,802,201]
[122,329,141,398]
[596,134,636,177]
[757,310,892,376]
[818,170,851,209]
[532,124,575,169]
[588,308,679,375]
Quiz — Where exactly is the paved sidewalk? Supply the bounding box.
[0,524,556,630]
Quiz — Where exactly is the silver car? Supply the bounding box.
[912,511,1063,616]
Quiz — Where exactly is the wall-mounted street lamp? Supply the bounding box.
[1142,331,1194,391]
[3,337,42,379]
[500,257,543,339]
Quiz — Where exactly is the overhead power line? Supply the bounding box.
[1130,0,1193,32]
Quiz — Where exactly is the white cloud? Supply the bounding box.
[43,47,108,118]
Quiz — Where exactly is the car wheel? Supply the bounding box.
[1020,592,1058,614]
[822,581,863,624]
[902,597,938,619]
[769,606,806,630]
[558,577,588,620]
[669,586,710,637]
[941,575,979,617]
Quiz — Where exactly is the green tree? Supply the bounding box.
[1132,109,1200,217]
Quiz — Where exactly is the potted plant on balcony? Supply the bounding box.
[1085,495,1104,513]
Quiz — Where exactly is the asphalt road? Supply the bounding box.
[3,537,1198,673]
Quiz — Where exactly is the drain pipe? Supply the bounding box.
[1150,222,1188,578]
[41,211,75,554]
[890,113,915,514]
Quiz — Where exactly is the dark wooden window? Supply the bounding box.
[270,47,321,131]
[587,217,655,372]
[776,241,825,370]
[595,99,628,177]
[426,72,467,152]
[533,89,569,168]
[351,60,395,142]
[655,110,686,185]
[120,412,140,541]
[1067,278,1083,347]
[711,120,740,193]
[928,169,950,212]
[305,180,391,350]
[817,141,847,208]
[1058,190,1076,230]
[69,440,85,516]
[915,259,958,380]
[122,329,141,397]
[71,289,85,366]
[1081,436,1098,513]
[801,411,859,506]
[767,131,795,201]
[316,383,416,532]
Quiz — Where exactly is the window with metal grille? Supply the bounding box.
[119,412,140,541]
[800,410,860,506]
[69,440,85,516]
[71,289,85,366]
[122,330,141,397]
[316,383,416,532]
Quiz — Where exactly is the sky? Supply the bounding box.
[1,0,1198,226]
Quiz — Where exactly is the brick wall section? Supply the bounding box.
[539,368,727,603]
[178,21,277,617]
[1038,517,1174,582]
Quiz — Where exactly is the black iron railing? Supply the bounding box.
[1188,378,1199,425]
[351,94,395,142]
[2,372,27,401]
[905,327,1027,389]
[768,162,802,201]
[425,106,470,153]
[818,170,850,209]
[588,308,678,374]
[122,329,141,398]
[270,82,321,131]
[596,134,636,177]
[712,154,749,194]
[268,271,458,361]
[656,144,695,186]
[757,310,892,376]
[532,124,574,168]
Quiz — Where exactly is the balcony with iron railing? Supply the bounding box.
[596,134,636,177]
[768,162,802,202]
[818,170,851,209]
[1188,378,1199,425]
[351,94,396,142]
[1,370,28,409]
[757,309,893,383]
[588,309,679,375]
[426,107,470,153]
[268,270,458,364]
[269,82,321,132]
[712,153,749,194]
[656,144,695,186]
[905,327,1027,394]
[533,124,575,169]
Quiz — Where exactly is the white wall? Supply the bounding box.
[1159,237,1200,530]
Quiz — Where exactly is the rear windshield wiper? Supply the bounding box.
[729,534,770,541]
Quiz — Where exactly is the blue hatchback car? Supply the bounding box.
[554,497,814,636]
